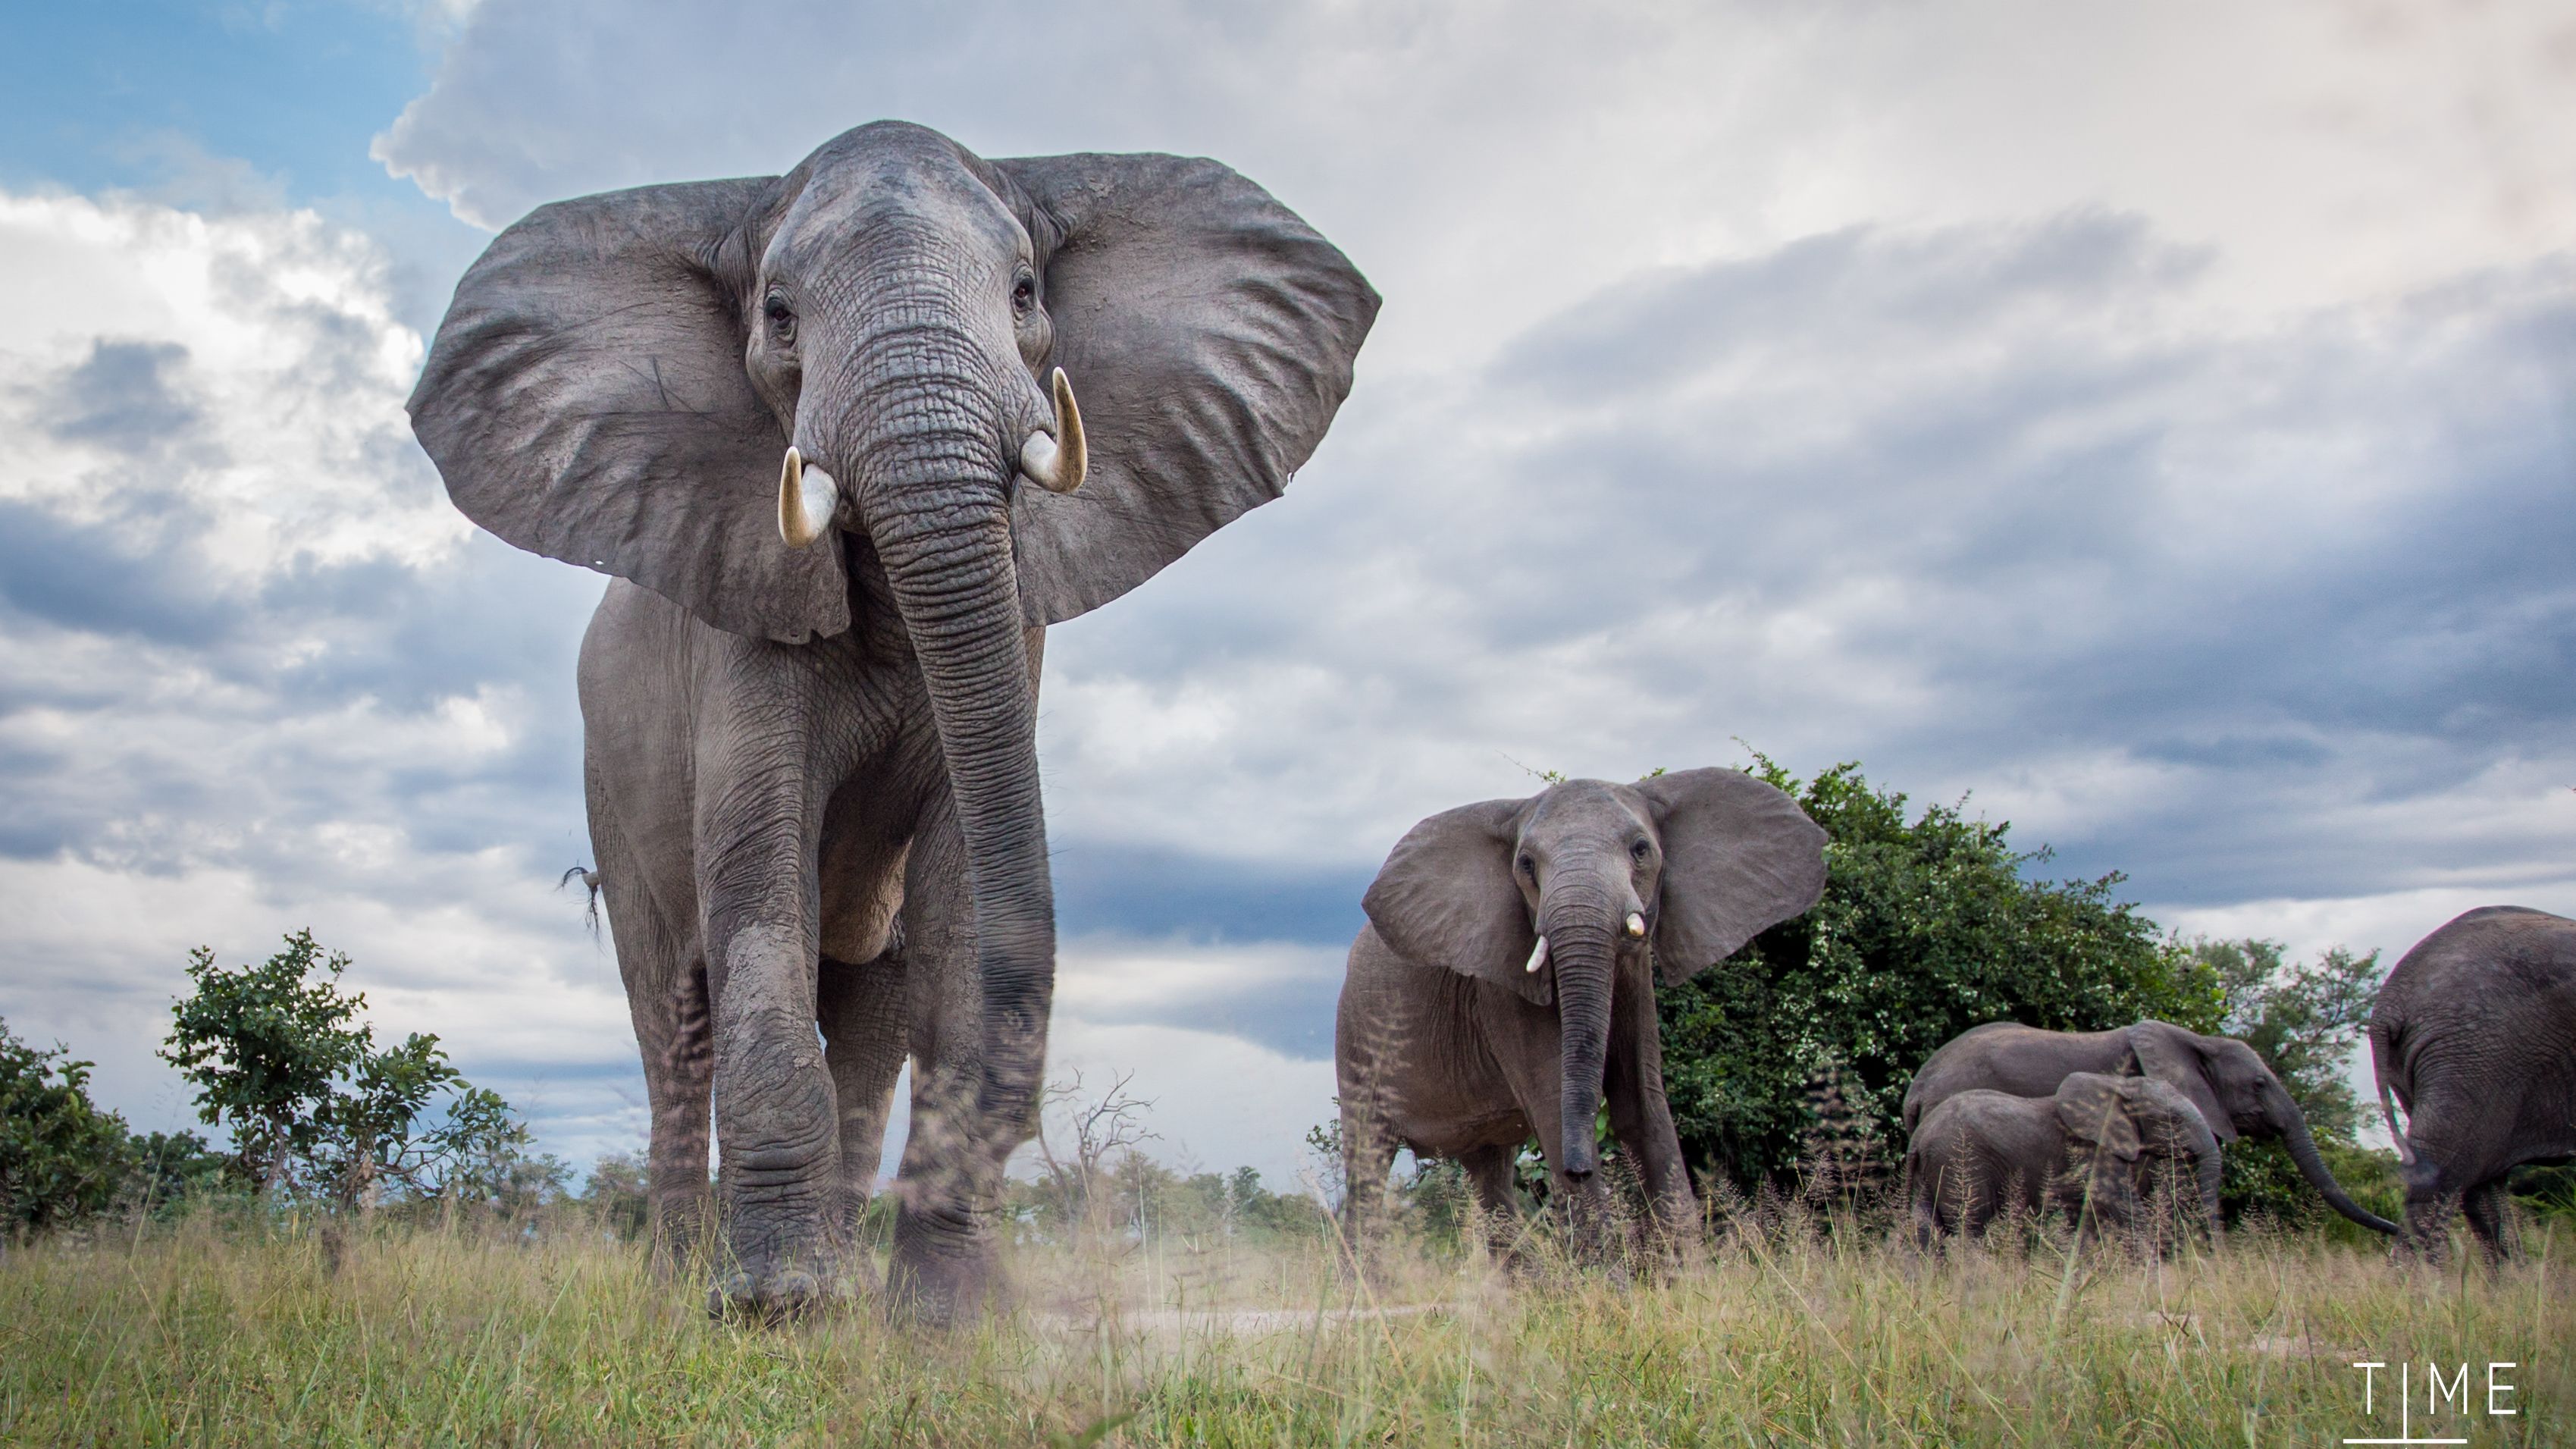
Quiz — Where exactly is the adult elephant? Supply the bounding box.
[1906,1072,2222,1245]
[408,121,1377,1320]
[1337,770,1827,1256]
[2371,905,2576,1264]
[1902,1019,2396,1235]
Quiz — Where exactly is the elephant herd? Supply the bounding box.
[1333,780,2576,1269]
[404,119,2574,1322]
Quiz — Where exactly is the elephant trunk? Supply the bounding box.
[2275,1096,2399,1235]
[827,350,1056,1309]
[1543,900,1619,1180]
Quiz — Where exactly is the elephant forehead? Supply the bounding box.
[1520,781,1650,847]
[769,145,1023,272]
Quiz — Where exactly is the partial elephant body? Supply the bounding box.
[409,121,1376,1320]
[1902,1017,2396,1236]
[2371,905,2576,1264]
[1906,1073,2221,1244]
[1336,770,1828,1260]
[579,569,1014,1281]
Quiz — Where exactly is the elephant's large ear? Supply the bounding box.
[2127,1080,2220,1161]
[995,154,1380,626]
[1637,769,1830,985]
[2056,1074,2144,1162]
[1361,798,1546,1008]
[2122,1023,2236,1142]
[408,178,851,645]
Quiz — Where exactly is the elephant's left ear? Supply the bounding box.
[2057,1074,2145,1161]
[1636,769,1829,985]
[994,153,1380,626]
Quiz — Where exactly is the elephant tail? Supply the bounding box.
[559,864,603,936]
[2377,1077,2415,1166]
[2368,1015,2415,1165]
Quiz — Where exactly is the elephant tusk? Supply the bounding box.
[1625,911,1647,939]
[1017,367,1086,495]
[1525,935,1549,974]
[777,447,840,550]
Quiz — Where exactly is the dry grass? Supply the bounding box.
[2,1209,2569,1446]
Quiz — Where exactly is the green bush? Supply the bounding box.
[161,930,536,1212]
[0,1021,136,1233]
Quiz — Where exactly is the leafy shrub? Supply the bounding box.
[161,930,534,1212]
[0,1021,134,1234]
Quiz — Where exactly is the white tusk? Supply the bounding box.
[1017,367,1087,494]
[1525,935,1550,974]
[1626,911,1647,939]
[777,447,840,550]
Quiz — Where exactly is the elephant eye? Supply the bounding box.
[1517,854,1535,880]
[1630,839,1652,862]
[763,292,795,343]
[1011,271,1037,316]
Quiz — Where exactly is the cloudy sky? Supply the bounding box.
[2,1,2568,1186]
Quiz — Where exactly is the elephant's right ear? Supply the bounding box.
[2056,1074,2144,1161]
[1361,798,1547,1008]
[2122,1022,2236,1142]
[407,177,853,645]
[995,153,1379,626]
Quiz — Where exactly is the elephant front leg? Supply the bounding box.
[1333,1088,1401,1275]
[885,788,1005,1322]
[699,799,845,1319]
[1459,1143,1528,1268]
[817,948,909,1256]
[1604,958,1700,1259]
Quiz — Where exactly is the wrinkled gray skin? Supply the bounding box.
[407,122,1376,1322]
[1906,1073,2222,1244]
[1337,770,1827,1256]
[1902,1018,2397,1236]
[2371,905,2576,1265]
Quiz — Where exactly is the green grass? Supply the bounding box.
[2,1211,2568,1446]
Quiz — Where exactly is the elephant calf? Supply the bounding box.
[1903,1018,2398,1236]
[1336,768,1826,1257]
[1907,1072,2222,1244]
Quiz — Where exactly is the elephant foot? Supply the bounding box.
[706,1262,854,1324]
[885,1212,998,1329]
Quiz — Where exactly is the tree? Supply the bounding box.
[161,931,530,1212]
[0,1020,134,1234]
[1658,757,2223,1196]
[583,1151,651,1239]
[1030,1068,1159,1241]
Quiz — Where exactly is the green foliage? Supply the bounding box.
[0,1020,134,1233]
[123,1131,235,1216]
[1005,1155,1327,1244]
[160,930,531,1212]
[1659,757,2219,1196]
[581,1150,650,1240]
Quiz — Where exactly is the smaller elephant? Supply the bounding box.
[1903,1018,2397,1236]
[2372,905,2576,1265]
[1907,1072,2223,1244]
[1336,768,1827,1259]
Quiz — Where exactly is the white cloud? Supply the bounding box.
[0,190,464,581]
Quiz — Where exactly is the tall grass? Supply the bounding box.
[1,1206,2565,1445]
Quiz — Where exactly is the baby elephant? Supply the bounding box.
[1337,768,1827,1256]
[1906,1072,2223,1246]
